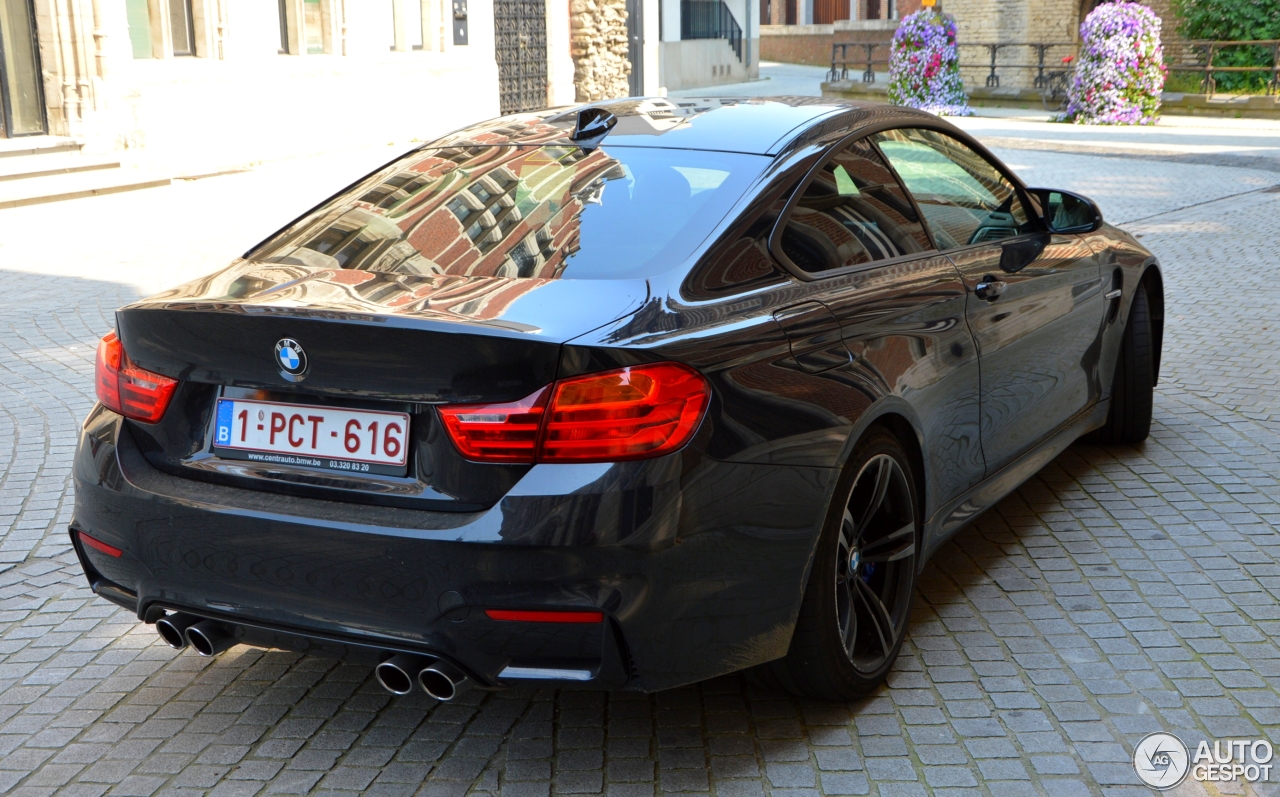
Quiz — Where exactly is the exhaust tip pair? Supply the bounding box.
[375,653,468,700]
[155,613,235,657]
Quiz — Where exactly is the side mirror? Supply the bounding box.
[1028,188,1103,234]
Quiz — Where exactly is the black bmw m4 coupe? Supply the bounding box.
[73,97,1164,701]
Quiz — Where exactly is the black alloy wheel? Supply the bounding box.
[752,428,919,700]
[835,453,917,675]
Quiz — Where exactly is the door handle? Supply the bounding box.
[975,277,1007,301]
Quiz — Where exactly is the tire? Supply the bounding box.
[752,428,920,700]
[1090,283,1155,444]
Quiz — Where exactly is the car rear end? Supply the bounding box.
[69,118,831,694]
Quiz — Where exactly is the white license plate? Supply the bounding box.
[213,398,410,474]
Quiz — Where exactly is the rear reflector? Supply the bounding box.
[96,331,178,423]
[438,362,710,464]
[79,530,123,558]
[485,609,604,624]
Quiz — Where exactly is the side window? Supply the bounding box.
[777,139,934,274]
[874,128,1034,250]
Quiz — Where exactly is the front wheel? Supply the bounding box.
[752,428,919,700]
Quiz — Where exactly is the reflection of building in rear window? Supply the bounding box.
[250,141,769,280]
[779,139,932,273]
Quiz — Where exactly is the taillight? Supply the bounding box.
[541,363,710,462]
[438,362,710,464]
[95,331,178,423]
[437,387,549,462]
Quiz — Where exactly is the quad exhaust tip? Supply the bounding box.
[373,654,469,700]
[418,660,467,701]
[156,615,467,695]
[155,612,198,650]
[375,654,428,696]
[185,620,236,657]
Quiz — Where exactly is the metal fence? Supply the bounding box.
[681,0,743,62]
[829,39,1280,97]
[1165,39,1280,95]
[829,42,1078,87]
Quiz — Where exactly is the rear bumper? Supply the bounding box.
[72,405,835,691]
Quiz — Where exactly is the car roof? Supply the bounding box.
[426,97,941,157]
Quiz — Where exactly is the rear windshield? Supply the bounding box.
[249,145,770,280]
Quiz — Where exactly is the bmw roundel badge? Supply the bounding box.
[275,338,307,377]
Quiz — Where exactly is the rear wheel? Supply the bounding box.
[753,429,919,700]
[1090,284,1155,444]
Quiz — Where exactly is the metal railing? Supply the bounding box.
[828,41,1079,86]
[1165,40,1280,95]
[829,39,1280,97]
[682,0,744,62]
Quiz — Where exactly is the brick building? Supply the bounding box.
[762,0,1178,86]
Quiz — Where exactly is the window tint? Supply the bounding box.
[249,145,769,280]
[777,139,933,274]
[875,129,1034,249]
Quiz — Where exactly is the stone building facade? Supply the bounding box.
[762,0,1179,87]
[570,0,632,101]
[4,0,516,168]
[943,0,1178,89]
[0,0,677,171]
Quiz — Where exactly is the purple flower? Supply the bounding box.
[887,9,973,117]
[1060,1,1164,125]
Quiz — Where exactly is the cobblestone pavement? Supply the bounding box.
[2,136,1280,797]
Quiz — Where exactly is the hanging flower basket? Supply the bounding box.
[1061,1,1166,125]
[887,9,973,117]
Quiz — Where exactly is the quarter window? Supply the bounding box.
[875,128,1033,249]
[777,138,933,274]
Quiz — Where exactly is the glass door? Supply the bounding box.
[0,0,45,137]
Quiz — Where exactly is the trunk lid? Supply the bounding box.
[114,260,647,510]
[120,260,647,403]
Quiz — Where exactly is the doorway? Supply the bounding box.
[0,0,46,137]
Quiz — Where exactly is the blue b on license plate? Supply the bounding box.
[213,398,410,476]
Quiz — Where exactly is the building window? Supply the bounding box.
[410,2,425,50]
[304,0,324,53]
[862,0,896,18]
[392,0,433,51]
[279,0,290,53]
[169,0,195,55]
